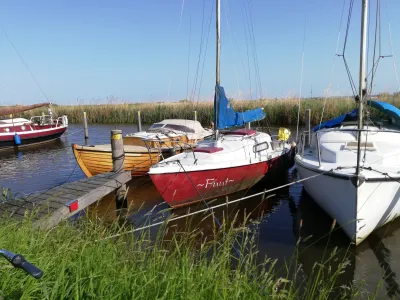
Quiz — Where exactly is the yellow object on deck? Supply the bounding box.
[278,127,291,141]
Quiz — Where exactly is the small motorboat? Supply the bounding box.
[72,119,213,177]
[0,102,68,149]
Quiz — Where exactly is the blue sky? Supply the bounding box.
[0,0,399,105]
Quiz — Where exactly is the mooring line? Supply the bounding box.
[98,169,331,241]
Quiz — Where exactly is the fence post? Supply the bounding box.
[111,129,127,212]
[83,111,89,143]
[305,109,311,147]
[194,111,197,122]
[137,111,142,132]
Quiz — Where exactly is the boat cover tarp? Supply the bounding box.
[313,109,358,132]
[214,85,265,129]
[0,102,50,117]
[313,100,400,132]
[368,100,400,121]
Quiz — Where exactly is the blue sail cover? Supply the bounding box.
[312,100,400,132]
[312,108,358,132]
[214,85,266,129]
[367,100,400,121]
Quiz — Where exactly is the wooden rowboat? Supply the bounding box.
[72,119,213,177]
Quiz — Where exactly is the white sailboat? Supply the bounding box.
[295,0,400,245]
[148,0,294,208]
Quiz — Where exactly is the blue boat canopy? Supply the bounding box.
[313,100,400,132]
[214,85,265,129]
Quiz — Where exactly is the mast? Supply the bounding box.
[356,0,368,176]
[214,0,220,138]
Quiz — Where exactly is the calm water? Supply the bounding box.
[1,124,400,298]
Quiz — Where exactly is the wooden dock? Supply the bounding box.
[0,171,131,229]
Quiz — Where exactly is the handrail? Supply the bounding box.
[316,132,321,167]
[316,128,400,134]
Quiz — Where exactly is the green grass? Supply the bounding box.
[0,213,380,300]
[19,93,400,126]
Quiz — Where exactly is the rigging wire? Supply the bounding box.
[384,3,400,92]
[196,1,214,102]
[339,0,358,98]
[2,28,50,103]
[244,0,263,99]
[223,0,242,96]
[242,6,253,101]
[167,0,186,99]
[189,0,207,102]
[295,9,307,142]
[318,0,347,129]
[186,14,192,101]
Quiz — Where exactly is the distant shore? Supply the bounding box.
[21,94,400,126]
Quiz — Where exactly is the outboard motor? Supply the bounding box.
[62,115,69,127]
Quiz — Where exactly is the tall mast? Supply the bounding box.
[215,0,220,138]
[356,0,368,176]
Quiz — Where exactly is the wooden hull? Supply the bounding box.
[72,144,169,177]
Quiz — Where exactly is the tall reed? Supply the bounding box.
[0,214,376,299]
[19,94,400,126]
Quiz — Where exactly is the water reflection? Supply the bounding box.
[2,124,400,297]
[295,187,400,298]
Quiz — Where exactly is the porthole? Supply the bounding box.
[21,125,26,130]
[5,128,10,132]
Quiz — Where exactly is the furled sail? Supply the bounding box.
[0,103,50,117]
[214,85,265,129]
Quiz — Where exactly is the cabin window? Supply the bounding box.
[148,124,164,130]
[253,142,269,153]
[164,124,195,133]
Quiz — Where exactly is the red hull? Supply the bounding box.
[0,126,67,147]
[150,156,282,208]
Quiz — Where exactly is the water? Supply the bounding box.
[1,123,400,298]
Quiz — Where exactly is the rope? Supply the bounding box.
[1,28,50,103]
[98,170,333,241]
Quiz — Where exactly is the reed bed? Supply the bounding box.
[0,214,379,299]
[20,93,400,126]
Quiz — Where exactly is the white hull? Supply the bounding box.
[296,158,400,245]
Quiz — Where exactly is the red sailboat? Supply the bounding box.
[148,0,294,208]
[0,103,68,149]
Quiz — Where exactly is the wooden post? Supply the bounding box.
[111,130,124,172]
[194,111,197,122]
[305,109,311,147]
[137,111,142,132]
[83,111,89,142]
[111,130,127,212]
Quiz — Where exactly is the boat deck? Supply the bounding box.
[0,172,131,229]
[76,144,165,153]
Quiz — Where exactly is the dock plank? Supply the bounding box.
[0,171,131,229]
